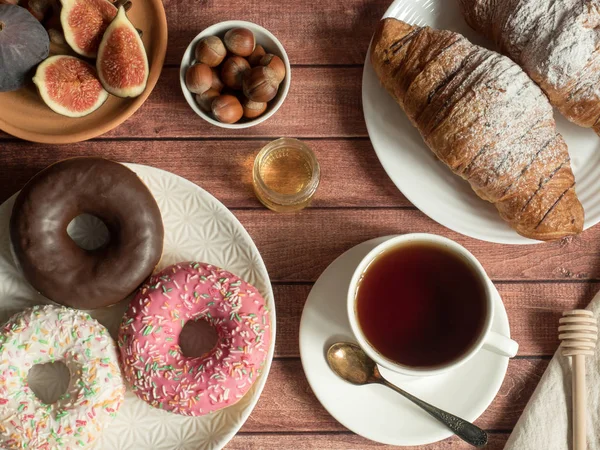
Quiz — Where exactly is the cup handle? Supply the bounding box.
[482,331,519,358]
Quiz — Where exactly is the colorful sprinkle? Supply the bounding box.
[0,305,124,449]
[118,262,271,417]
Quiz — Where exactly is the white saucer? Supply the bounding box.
[299,237,512,446]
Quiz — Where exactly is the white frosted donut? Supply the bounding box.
[0,305,125,449]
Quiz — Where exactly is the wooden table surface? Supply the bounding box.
[1,0,597,448]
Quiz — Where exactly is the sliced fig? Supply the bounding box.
[60,0,116,57]
[97,6,148,98]
[0,4,49,92]
[33,55,109,117]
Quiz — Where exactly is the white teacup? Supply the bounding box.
[347,233,518,377]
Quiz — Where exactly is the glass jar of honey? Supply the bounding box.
[253,138,320,212]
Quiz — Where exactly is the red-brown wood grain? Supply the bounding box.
[241,359,547,433]
[227,432,509,449]
[0,139,408,208]
[0,0,585,447]
[161,0,390,66]
[236,209,600,282]
[271,283,595,358]
[0,68,367,140]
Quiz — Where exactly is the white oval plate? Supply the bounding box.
[362,0,600,244]
[299,237,511,446]
[0,164,276,450]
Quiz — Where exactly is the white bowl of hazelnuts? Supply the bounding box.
[180,20,291,128]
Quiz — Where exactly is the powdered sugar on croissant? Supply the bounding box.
[459,0,600,132]
[370,18,584,240]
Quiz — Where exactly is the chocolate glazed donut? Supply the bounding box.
[10,157,164,309]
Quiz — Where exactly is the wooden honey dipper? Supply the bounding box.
[558,310,598,450]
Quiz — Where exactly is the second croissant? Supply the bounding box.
[459,0,600,136]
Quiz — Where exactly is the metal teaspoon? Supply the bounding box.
[326,342,488,448]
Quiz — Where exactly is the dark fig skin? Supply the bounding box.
[0,4,49,91]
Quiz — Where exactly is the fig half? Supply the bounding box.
[0,4,49,91]
[60,0,116,58]
[33,55,109,117]
[97,6,149,98]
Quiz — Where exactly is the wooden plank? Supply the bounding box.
[0,67,366,139]
[162,0,389,66]
[271,283,597,358]
[0,140,408,208]
[104,67,366,138]
[1,196,597,282]
[0,196,596,283]
[233,209,600,282]
[494,282,596,355]
[240,359,546,432]
[228,432,509,449]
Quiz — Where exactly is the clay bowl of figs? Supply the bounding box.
[180,20,291,129]
[0,0,167,144]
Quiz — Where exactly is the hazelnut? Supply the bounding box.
[194,36,226,67]
[242,66,279,103]
[224,27,255,57]
[242,98,267,119]
[221,56,250,90]
[195,88,220,112]
[259,54,286,84]
[248,44,266,66]
[211,68,224,92]
[185,63,213,94]
[26,0,51,22]
[212,95,244,124]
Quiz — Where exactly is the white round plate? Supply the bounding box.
[299,237,511,446]
[0,164,276,450]
[362,0,600,244]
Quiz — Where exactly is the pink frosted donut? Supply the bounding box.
[118,262,271,416]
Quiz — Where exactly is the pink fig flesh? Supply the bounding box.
[33,55,109,117]
[60,0,116,57]
[96,6,148,98]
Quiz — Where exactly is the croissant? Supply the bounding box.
[370,18,584,241]
[458,0,600,134]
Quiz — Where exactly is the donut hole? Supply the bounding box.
[179,319,218,357]
[67,214,110,251]
[27,361,70,404]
